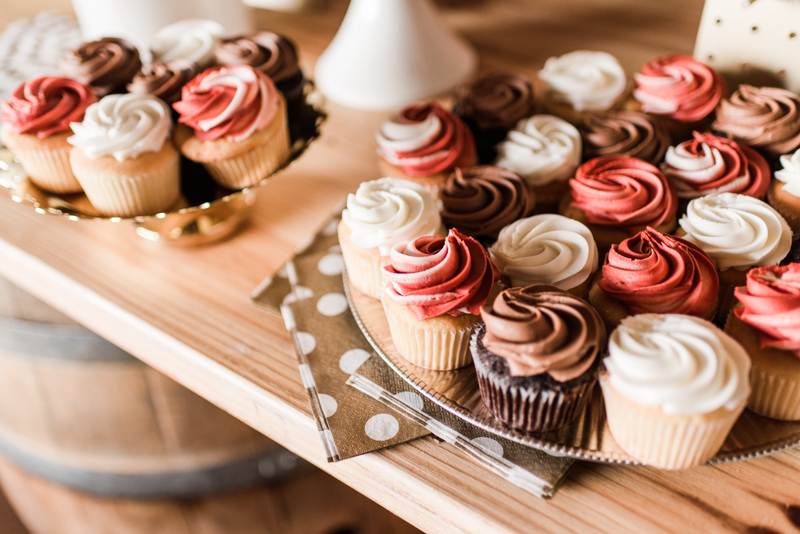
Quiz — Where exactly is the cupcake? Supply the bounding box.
[453,71,536,163]
[601,314,750,469]
[560,155,678,251]
[440,166,535,245]
[173,65,290,190]
[712,85,800,158]
[580,110,670,165]
[0,76,97,193]
[127,60,199,105]
[59,38,142,97]
[339,177,442,300]
[381,228,499,370]
[375,102,477,197]
[150,19,224,68]
[728,264,800,420]
[488,214,599,298]
[632,55,725,142]
[769,148,800,231]
[473,284,605,432]
[494,114,581,211]
[588,227,719,329]
[537,50,628,125]
[67,93,180,217]
[661,131,770,201]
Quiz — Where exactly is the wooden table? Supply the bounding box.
[4,1,800,533]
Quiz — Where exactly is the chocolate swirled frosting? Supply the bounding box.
[480,284,605,381]
[440,166,535,240]
[59,38,142,96]
[455,71,535,131]
[127,60,198,105]
[580,111,670,165]
[215,32,301,85]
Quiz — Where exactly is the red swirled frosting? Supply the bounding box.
[376,102,477,176]
[599,227,719,316]
[1,76,97,138]
[661,131,770,199]
[570,155,678,233]
[734,264,800,356]
[173,65,280,142]
[633,55,725,123]
[383,228,500,320]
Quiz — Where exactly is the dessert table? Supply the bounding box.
[3,1,800,532]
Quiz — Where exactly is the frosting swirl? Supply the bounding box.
[679,192,791,271]
[735,264,800,355]
[59,38,142,95]
[604,314,750,415]
[633,55,725,123]
[538,50,627,112]
[0,76,97,138]
[580,111,670,165]
[570,155,678,233]
[712,85,800,158]
[376,102,476,176]
[481,285,604,381]
[440,166,535,240]
[127,60,198,105]
[775,148,800,197]
[454,71,535,131]
[661,132,770,199]
[215,32,301,84]
[494,114,582,187]
[68,93,171,161]
[383,228,499,320]
[342,177,442,256]
[599,227,719,316]
[488,214,598,290]
[173,65,281,142]
[151,19,223,67]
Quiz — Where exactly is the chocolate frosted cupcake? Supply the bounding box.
[127,60,198,105]
[454,71,536,163]
[59,38,142,96]
[712,85,800,158]
[440,166,535,244]
[473,284,606,433]
[580,111,670,165]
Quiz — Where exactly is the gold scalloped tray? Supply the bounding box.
[0,83,326,246]
[345,273,800,466]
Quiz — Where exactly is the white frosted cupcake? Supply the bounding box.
[494,114,581,210]
[339,177,442,299]
[601,314,750,469]
[769,148,800,232]
[68,93,180,217]
[151,19,224,68]
[488,214,599,298]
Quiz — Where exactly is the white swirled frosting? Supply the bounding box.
[662,142,749,198]
[68,93,171,161]
[341,177,442,255]
[375,112,442,165]
[538,50,627,112]
[488,214,598,290]
[605,314,750,415]
[775,148,800,197]
[679,192,791,271]
[151,19,224,66]
[494,114,582,187]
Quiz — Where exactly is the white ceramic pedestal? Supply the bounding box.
[314,0,478,110]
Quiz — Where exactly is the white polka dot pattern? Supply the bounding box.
[318,394,338,417]
[471,437,504,458]
[364,413,400,441]
[339,348,371,374]
[317,253,345,276]
[316,293,348,316]
[394,391,424,411]
[296,332,317,355]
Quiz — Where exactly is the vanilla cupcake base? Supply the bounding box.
[1,129,82,194]
[338,219,388,300]
[600,374,745,469]
[767,180,800,233]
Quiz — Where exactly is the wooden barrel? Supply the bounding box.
[0,277,298,498]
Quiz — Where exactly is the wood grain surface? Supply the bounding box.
[4,1,800,533]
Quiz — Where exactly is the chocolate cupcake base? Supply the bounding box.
[471,323,600,433]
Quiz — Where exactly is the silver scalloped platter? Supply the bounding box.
[0,82,326,246]
[344,273,800,466]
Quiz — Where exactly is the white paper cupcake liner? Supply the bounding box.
[204,122,290,190]
[340,243,387,300]
[16,146,82,194]
[749,364,800,421]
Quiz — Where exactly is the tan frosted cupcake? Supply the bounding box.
[601,314,750,470]
[726,264,800,420]
[173,65,290,190]
[340,177,442,299]
[0,76,97,193]
[382,229,500,370]
[68,93,180,217]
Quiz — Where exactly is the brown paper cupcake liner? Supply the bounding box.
[16,147,82,194]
